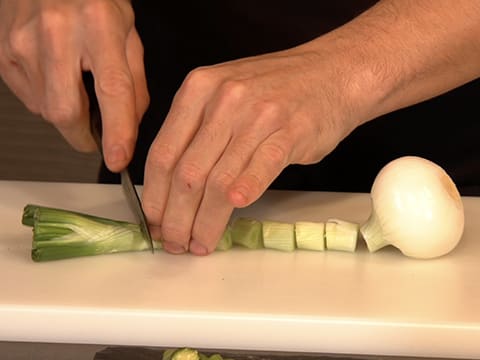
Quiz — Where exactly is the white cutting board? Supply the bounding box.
[0,180,479,359]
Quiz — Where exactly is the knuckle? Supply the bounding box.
[147,143,177,173]
[7,29,31,58]
[38,10,71,57]
[142,202,164,225]
[173,162,206,193]
[81,0,134,34]
[161,223,189,244]
[96,69,133,97]
[82,0,119,20]
[254,101,282,125]
[82,0,110,14]
[261,142,289,166]
[181,66,216,95]
[217,79,248,104]
[208,170,236,194]
[39,7,68,32]
[245,173,264,194]
[42,103,77,126]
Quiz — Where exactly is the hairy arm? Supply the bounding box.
[310,0,480,125]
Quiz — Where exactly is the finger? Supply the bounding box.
[229,130,293,208]
[142,70,214,246]
[85,25,137,172]
[126,29,149,123]
[189,134,259,255]
[170,100,286,255]
[159,100,235,253]
[39,28,95,152]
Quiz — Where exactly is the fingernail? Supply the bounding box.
[107,145,127,165]
[189,241,209,256]
[163,241,187,254]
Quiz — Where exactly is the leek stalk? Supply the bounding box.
[22,204,360,262]
[23,204,160,262]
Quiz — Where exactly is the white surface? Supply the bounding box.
[0,180,479,359]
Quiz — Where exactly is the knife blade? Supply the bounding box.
[82,72,154,254]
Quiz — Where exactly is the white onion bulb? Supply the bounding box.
[360,156,465,259]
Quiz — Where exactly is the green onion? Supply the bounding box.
[216,225,233,251]
[325,218,359,252]
[163,348,199,360]
[295,221,326,251]
[262,220,295,252]
[22,204,362,262]
[231,217,264,249]
[23,204,160,262]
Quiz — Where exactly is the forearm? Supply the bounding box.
[305,0,480,124]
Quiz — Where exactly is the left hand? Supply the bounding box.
[142,43,364,255]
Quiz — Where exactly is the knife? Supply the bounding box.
[82,72,155,254]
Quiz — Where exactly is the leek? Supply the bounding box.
[325,218,359,252]
[22,204,361,262]
[216,225,233,251]
[295,221,326,251]
[262,220,295,252]
[231,217,264,249]
[22,204,160,262]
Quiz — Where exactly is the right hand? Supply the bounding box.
[0,0,149,172]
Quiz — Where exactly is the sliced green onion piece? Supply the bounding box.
[295,221,325,251]
[262,220,295,252]
[215,225,233,251]
[325,218,359,252]
[231,217,264,249]
[170,348,200,360]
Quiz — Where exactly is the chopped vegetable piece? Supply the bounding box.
[325,218,359,252]
[215,225,233,251]
[231,217,264,249]
[170,348,200,360]
[262,220,295,252]
[163,348,233,360]
[295,221,325,251]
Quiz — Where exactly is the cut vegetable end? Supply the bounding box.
[359,211,389,252]
[262,220,295,252]
[23,204,156,262]
[216,226,233,251]
[325,218,359,252]
[170,348,200,360]
[231,217,264,249]
[295,221,325,251]
[163,348,232,360]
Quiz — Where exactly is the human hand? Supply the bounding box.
[142,44,367,255]
[0,0,149,171]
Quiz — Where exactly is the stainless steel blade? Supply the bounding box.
[120,169,154,253]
